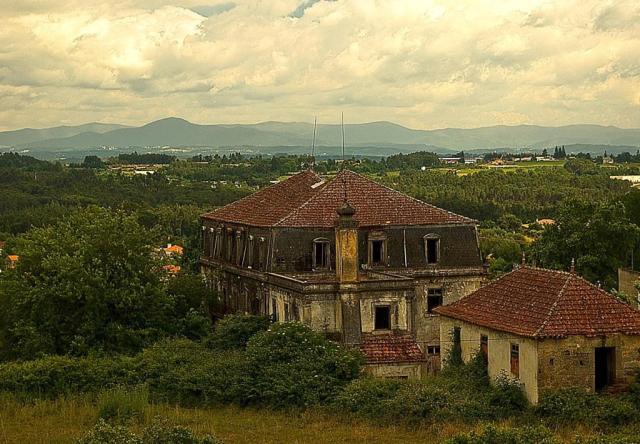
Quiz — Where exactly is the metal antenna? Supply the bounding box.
[341,112,345,167]
[311,116,317,169]
[341,112,347,202]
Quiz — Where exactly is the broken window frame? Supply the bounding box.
[426,288,443,313]
[374,305,392,330]
[367,231,387,267]
[510,343,520,378]
[312,237,331,270]
[424,233,440,264]
[427,345,441,355]
[480,334,488,362]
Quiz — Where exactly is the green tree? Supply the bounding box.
[532,202,640,288]
[0,206,174,359]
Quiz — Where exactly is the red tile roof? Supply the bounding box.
[360,334,425,363]
[434,266,640,338]
[203,170,324,227]
[203,169,472,228]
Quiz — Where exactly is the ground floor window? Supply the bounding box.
[480,334,488,362]
[427,345,441,355]
[374,305,391,330]
[271,299,278,322]
[510,344,520,378]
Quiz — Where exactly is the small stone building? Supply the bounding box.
[435,266,640,403]
[201,169,486,377]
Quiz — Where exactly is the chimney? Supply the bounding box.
[335,201,358,283]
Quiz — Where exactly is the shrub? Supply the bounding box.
[488,372,528,415]
[97,385,149,424]
[0,354,142,396]
[332,377,404,419]
[242,322,364,408]
[140,338,247,406]
[205,314,270,350]
[76,417,221,444]
[536,389,635,426]
[446,424,558,444]
[75,419,142,444]
[142,417,222,444]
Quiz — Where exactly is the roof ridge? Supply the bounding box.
[345,170,475,223]
[534,272,571,338]
[202,169,321,220]
[274,171,337,226]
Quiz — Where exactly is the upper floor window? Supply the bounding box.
[313,238,330,270]
[427,288,443,313]
[374,305,391,330]
[368,232,387,267]
[424,234,440,264]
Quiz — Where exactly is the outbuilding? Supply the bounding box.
[435,266,640,403]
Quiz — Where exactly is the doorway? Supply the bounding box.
[595,347,616,391]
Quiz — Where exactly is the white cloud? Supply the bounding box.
[0,0,639,130]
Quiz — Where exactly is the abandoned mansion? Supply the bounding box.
[201,169,640,396]
[201,169,486,378]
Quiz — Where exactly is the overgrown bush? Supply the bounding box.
[536,389,636,427]
[488,372,528,415]
[333,354,525,424]
[76,417,221,444]
[0,354,142,396]
[242,322,364,408]
[205,314,270,350]
[140,338,247,406]
[446,424,557,444]
[97,385,149,424]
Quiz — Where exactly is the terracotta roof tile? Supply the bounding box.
[202,170,324,227]
[434,267,640,338]
[360,334,425,363]
[203,169,472,228]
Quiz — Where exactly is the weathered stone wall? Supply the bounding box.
[439,317,539,403]
[364,362,425,379]
[414,276,486,348]
[618,268,640,307]
[537,334,640,394]
[359,290,411,333]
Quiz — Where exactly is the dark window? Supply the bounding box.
[480,334,488,362]
[453,327,461,345]
[271,299,278,322]
[374,305,391,330]
[284,303,290,322]
[368,232,387,267]
[371,240,384,265]
[427,288,443,313]
[510,344,520,377]
[427,345,441,355]
[425,234,440,264]
[313,239,330,269]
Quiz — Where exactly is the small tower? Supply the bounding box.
[335,201,359,283]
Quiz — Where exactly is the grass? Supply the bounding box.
[0,394,633,443]
[0,394,481,444]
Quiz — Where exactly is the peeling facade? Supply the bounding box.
[201,169,486,376]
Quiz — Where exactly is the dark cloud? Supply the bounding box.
[189,2,235,17]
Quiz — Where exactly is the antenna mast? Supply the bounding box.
[311,116,317,169]
[341,112,345,166]
[341,112,347,202]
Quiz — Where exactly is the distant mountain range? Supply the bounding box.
[1,117,639,157]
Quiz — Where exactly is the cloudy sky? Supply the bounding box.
[1,0,639,131]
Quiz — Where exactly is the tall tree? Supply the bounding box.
[0,207,176,359]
